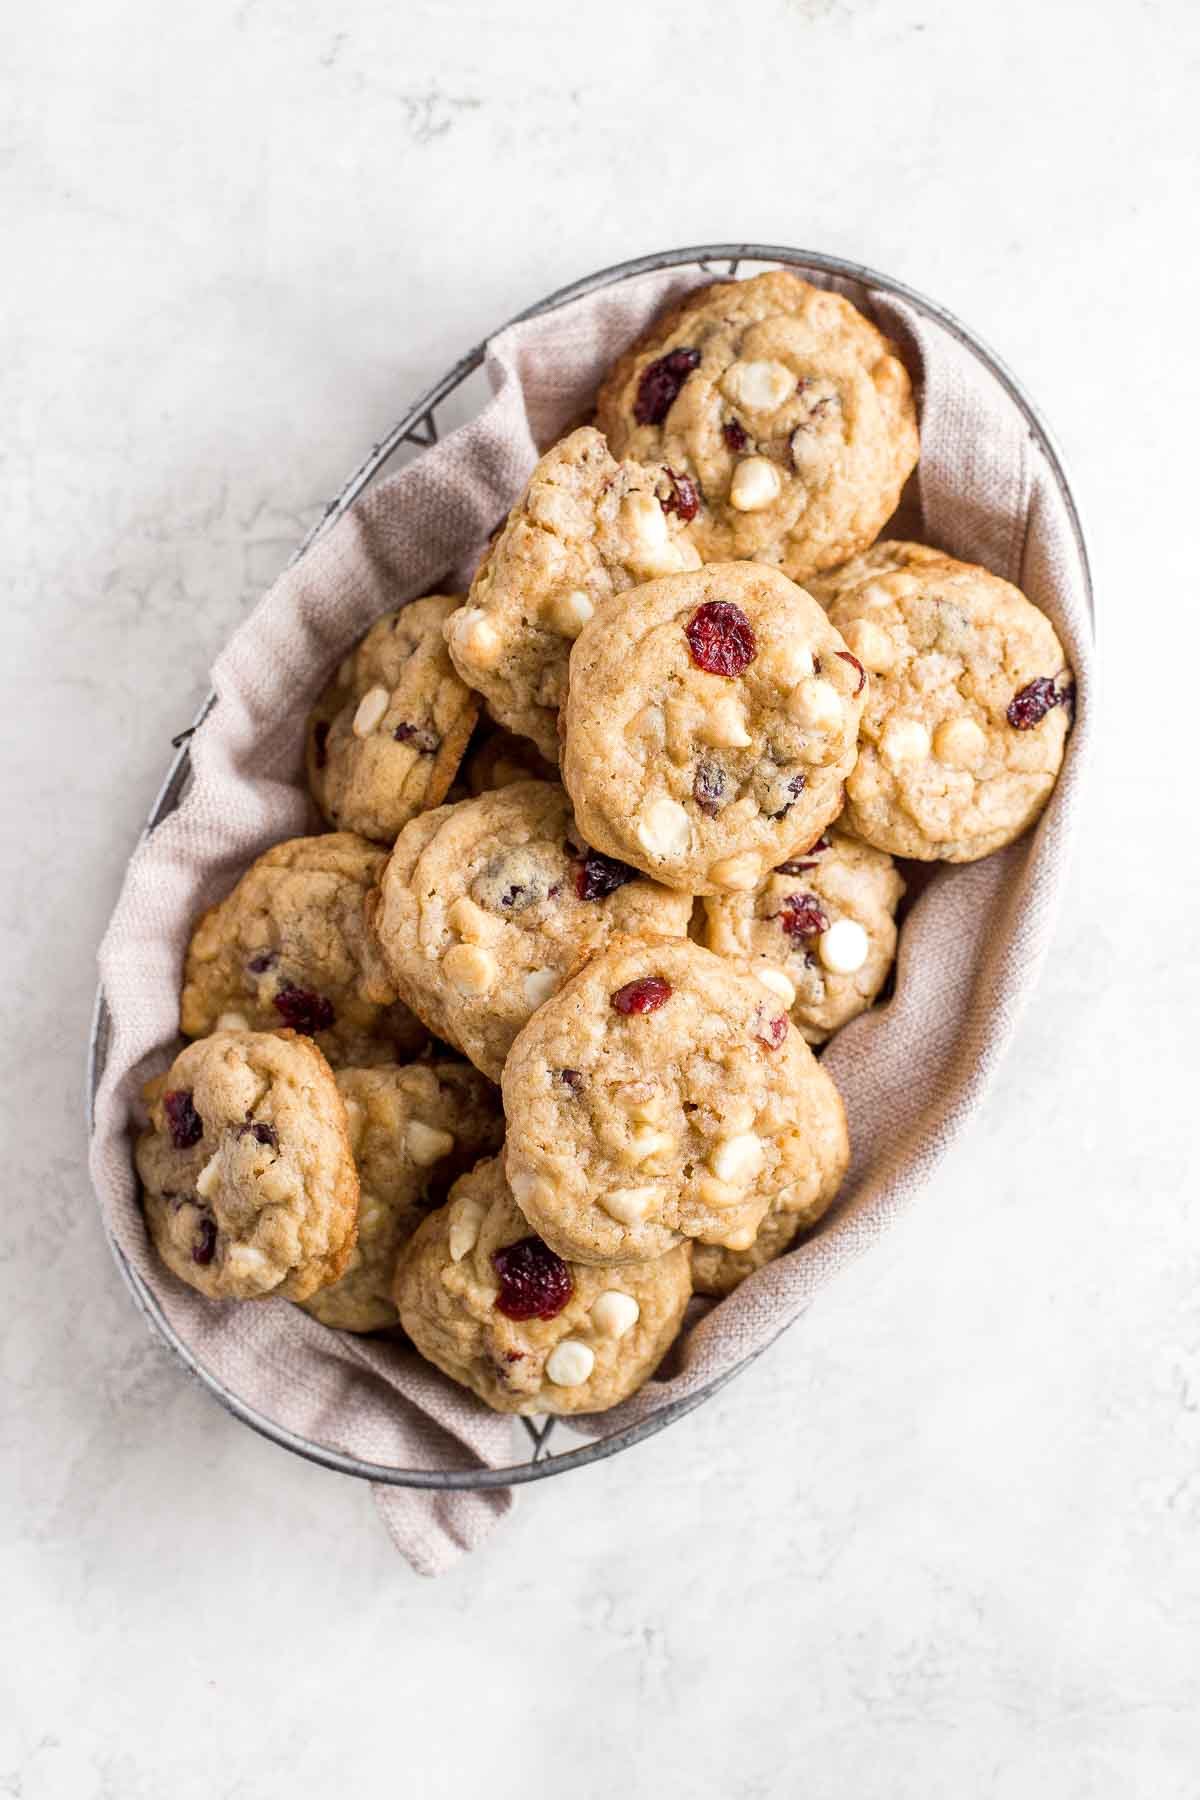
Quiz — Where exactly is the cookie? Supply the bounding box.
[701,826,904,1044]
[369,781,692,1081]
[501,935,849,1265]
[181,833,425,1068]
[443,427,701,762]
[462,726,557,796]
[137,1029,358,1302]
[815,543,1074,860]
[596,271,918,583]
[306,595,479,843]
[692,1199,810,1299]
[301,1061,503,1332]
[394,1155,692,1414]
[561,562,867,896]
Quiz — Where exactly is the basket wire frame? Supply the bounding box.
[87,244,1093,1490]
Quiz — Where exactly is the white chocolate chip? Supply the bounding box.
[880,715,931,769]
[723,1226,757,1252]
[621,492,687,576]
[545,1339,595,1388]
[195,1152,222,1200]
[448,1199,486,1262]
[406,1120,455,1167]
[708,852,762,892]
[510,1170,556,1214]
[442,943,499,997]
[698,1175,743,1210]
[546,588,594,638]
[699,695,752,749]
[352,684,390,738]
[818,917,870,975]
[457,609,503,669]
[722,1098,758,1135]
[723,358,795,412]
[769,640,815,687]
[933,715,987,769]
[223,1243,274,1285]
[446,895,504,945]
[216,1010,249,1031]
[635,795,692,861]
[729,455,783,512]
[755,966,796,1007]
[522,967,559,1009]
[627,1126,675,1171]
[710,1132,765,1187]
[590,1290,641,1339]
[629,702,666,748]
[599,1185,658,1226]
[789,677,844,731]
[843,617,899,674]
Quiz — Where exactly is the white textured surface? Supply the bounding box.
[3,0,1198,1792]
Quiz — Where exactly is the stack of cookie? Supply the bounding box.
[137,272,1074,1418]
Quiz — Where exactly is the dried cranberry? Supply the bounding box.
[836,650,866,694]
[776,836,829,874]
[243,1121,278,1149]
[755,1011,788,1051]
[634,347,701,426]
[247,950,278,976]
[273,985,335,1034]
[685,601,757,677]
[491,1237,574,1321]
[767,773,807,820]
[1007,676,1064,730]
[163,1090,202,1150]
[312,721,330,770]
[574,848,637,901]
[692,760,727,816]
[192,1217,217,1265]
[722,418,748,452]
[661,468,700,522]
[611,976,672,1015]
[393,722,440,752]
[559,1068,583,1093]
[775,893,829,940]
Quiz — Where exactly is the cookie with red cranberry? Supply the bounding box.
[561,562,867,896]
[462,726,557,796]
[137,1029,358,1302]
[394,1154,691,1414]
[701,826,904,1044]
[443,427,701,762]
[369,781,691,1081]
[181,833,425,1068]
[306,594,479,844]
[815,543,1073,860]
[501,935,849,1266]
[596,271,918,583]
[301,1060,503,1333]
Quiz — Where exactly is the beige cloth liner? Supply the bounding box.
[90,264,1093,1577]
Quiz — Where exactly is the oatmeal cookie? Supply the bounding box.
[443,427,701,761]
[596,271,918,583]
[501,935,849,1265]
[369,781,692,1080]
[561,562,867,896]
[137,1029,358,1302]
[462,726,556,796]
[181,833,425,1068]
[306,595,479,843]
[395,1155,692,1414]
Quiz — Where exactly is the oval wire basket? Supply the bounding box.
[88,243,1093,1489]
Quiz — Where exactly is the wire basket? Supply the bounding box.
[87,243,1093,1488]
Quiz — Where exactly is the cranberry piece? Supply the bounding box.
[722,418,748,452]
[775,836,830,877]
[247,950,278,976]
[163,1090,202,1150]
[491,1237,574,1321]
[192,1217,217,1265]
[634,347,701,425]
[1007,676,1064,729]
[312,721,330,770]
[836,650,866,694]
[767,772,807,820]
[661,468,700,522]
[755,1011,788,1051]
[575,848,637,901]
[243,1121,278,1149]
[685,601,757,677]
[393,722,440,752]
[775,893,830,940]
[273,985,335,1034]
[611,976,672,1015]
[559,1068,583,1093]
[692,760,727,816]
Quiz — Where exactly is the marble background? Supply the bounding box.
[3,0,1197,1793]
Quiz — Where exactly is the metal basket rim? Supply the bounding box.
[86,242,1094,1490]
